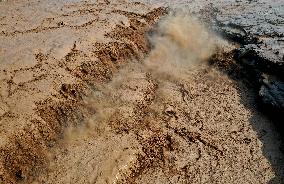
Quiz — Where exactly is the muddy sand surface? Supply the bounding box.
[0,0,283,183]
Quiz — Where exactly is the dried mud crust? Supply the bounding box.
[0,1,167,183]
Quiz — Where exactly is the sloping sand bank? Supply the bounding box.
[0,0,283,183]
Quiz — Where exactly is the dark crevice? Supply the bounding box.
[211,22,284,140]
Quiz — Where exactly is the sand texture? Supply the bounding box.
[0,0,283,183]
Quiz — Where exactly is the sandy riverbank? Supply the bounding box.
[0,0,283,183]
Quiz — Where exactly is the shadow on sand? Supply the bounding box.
[210,52,284,183]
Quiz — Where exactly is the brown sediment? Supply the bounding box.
[1,1,283,183]
[0,3,167,183]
